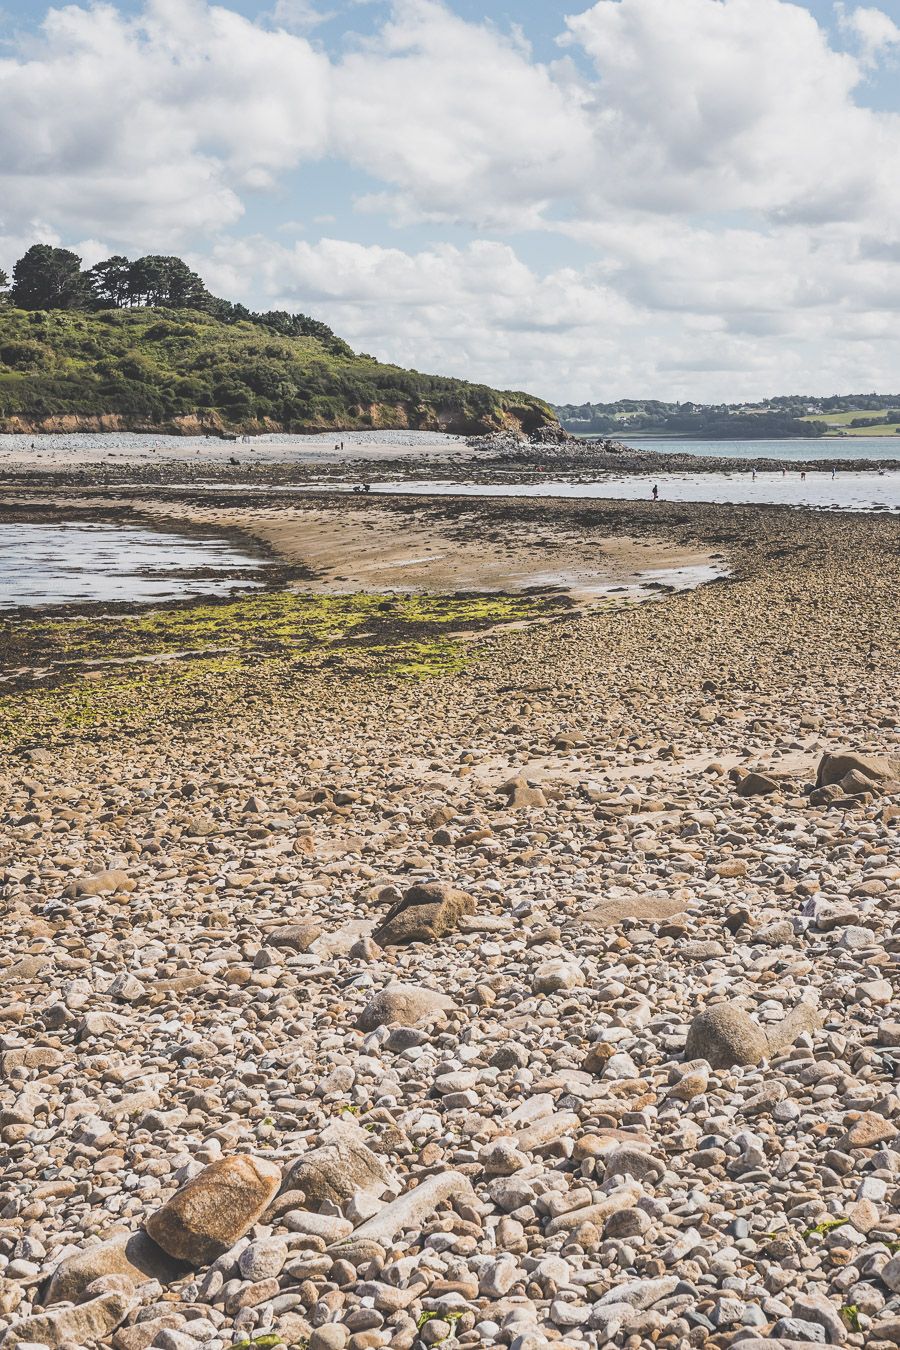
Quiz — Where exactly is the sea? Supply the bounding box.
[600,435,900,462]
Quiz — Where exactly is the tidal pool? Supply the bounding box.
[0,521,265,609]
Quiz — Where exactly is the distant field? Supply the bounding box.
[801,408,900,436]
[834,424,900,437]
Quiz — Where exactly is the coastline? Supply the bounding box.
[1,429,899,489]
[1,466,899,1349]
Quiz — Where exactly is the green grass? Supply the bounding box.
[830,423,900,436]
[0,305,555,435]
[800,409,900,424]
[800,409,900,436]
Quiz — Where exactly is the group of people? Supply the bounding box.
[649,463,848,501]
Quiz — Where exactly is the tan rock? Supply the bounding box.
[46,1230,185,1304]
[67,869,136,897]
[817,749,900,789]
[735,772,780,797]
[580,896,688,930]
[500,776,548,809]
[283,1123,395,1210]
[144,1155,281,1265]
[357,983,457,1031]
[372,882,475,945]
[1,1292,134,1347]
[842,1112,899,1150]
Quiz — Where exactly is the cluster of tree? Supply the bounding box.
[556,399,828,439]
[557,393,900,438]
[0,245,352,357]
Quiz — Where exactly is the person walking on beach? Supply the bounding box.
[801,471,807,481]
[831,467,836,479]
[651,484,659,501]
[752,469,756,481]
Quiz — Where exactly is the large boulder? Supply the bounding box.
[45,1230,185,1305]
[66,869,136,897]
[581,896,688,929]
[685,996,821,1070]
[735,771,780,798]
[372,883,475,945]
[1,1292,135,1347]
[267,923,323,952]
[282,1123,395,1210]
[348,1171,475,1247]
[817,750,900,790]
[144,1155,281,1266]
[499,776,548,809]
[357,983,457,1031]
[685,1006,768,1069]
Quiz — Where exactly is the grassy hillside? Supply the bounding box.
[0,306,556,436]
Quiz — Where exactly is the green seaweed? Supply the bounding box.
[802,1217,848,1240]
[0,589,567,749]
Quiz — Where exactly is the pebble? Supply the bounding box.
[0,500,897,1349]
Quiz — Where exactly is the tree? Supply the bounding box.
[0,268,8,305]
[10,244,89,310]
[87,255,132,308]
[127,255,210,309]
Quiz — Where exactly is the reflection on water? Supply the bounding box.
[0,522,264,609]
[367,470,899,512]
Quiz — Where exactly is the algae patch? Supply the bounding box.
[0,589,568,747]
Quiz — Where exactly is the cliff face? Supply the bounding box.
[0,307,558,437]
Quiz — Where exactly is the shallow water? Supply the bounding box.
[0,523,265,609]
[604,436,900,462]
[367,469,900,512]
[526,563,725,600]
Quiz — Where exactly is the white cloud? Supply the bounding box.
[0,0,330,245]
[2,0,900,399]
[330,0,593,230]
[194,231,900,402]
[838,5,900,64]
[566,0,900,227]
[268,0,330,31]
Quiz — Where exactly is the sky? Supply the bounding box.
[1,0,900,403]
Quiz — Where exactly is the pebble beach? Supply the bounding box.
[0,450,898,1350]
